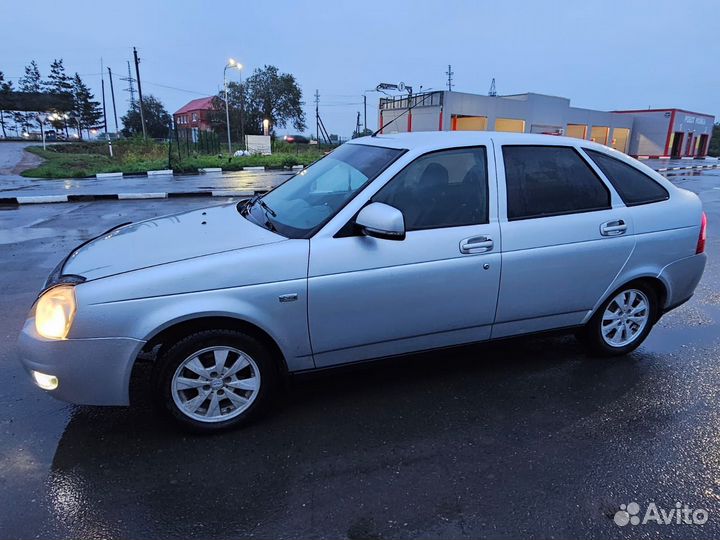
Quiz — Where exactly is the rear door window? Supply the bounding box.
[502,145,610,220]
[584,149,669,206]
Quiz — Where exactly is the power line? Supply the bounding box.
[143,81,210,96]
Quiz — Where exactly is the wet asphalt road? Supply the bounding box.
[1,171,719,539]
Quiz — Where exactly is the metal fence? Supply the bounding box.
[169,128,221,164]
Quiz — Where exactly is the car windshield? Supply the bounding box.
[245,143,404,238]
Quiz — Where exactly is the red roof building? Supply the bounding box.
[173,97,216,133]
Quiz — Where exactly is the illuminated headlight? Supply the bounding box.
[35,285,77,340]
[32,370,59,390]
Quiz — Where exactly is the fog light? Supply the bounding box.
[32,370,59,390]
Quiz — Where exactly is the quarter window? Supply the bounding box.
[503,145,610,220]
[372,147,489,230]
[584,149,669,206]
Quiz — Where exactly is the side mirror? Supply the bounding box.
[355,202,406,241]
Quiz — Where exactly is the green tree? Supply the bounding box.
[245,65,305,134]
[45,59,73,95]
[44,59,73,135]
[211,82,245,143]
[0,71,13,138]
[709,123,720,157]
[19,60,42,132]
[121,94,170,138]
[19,60,42,93]
[71,73,102,139]
[211,65,306,142]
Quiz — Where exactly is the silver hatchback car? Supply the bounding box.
[19,132,707,431]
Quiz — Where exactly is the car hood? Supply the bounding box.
[62,203,284,281]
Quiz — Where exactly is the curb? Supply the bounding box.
[657,164,720,173]
[639,156,716,160]
[197,166,271,173]
[33,165,305,181]
[0,190,268,206]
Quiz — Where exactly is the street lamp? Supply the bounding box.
[224,58,243,155]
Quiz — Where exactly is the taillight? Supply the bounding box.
[696,212,707,254]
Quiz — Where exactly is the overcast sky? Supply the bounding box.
[2,0,718,137]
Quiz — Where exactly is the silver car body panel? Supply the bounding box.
[308,141,501,366]
[63,203,284,280]
[17,131,707,406]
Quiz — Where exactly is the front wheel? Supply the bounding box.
[153,329,277,432]
[579,283,658,357]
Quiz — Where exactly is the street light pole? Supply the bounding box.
[223,58,242,155]
[239,67,245,151]
[224,65,232,155]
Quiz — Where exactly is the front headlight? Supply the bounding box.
[35,285,77,340]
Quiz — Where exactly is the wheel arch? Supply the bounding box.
[141,315,288,372]
[588,275,668,324]
[129,315,289,405]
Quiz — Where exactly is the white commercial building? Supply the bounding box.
[378,91,714,158]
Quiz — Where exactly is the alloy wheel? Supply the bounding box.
[601,289,650,348]
[171,346,261,423]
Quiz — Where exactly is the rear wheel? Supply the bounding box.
[153,329,277,432]
[579,282,658,356]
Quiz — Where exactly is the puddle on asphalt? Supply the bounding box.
[0,227,57,244]
[645,304,720,353]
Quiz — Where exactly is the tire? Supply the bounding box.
[152,329,277,433]
[579,282,659,357]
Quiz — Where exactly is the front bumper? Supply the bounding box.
[17,318,145,406]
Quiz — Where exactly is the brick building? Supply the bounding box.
[173,97,215,141]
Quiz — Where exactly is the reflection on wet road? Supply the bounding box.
[1,170,720,539]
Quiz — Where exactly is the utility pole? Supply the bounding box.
[133,46,147,139]
[314,89,320,142]
[446,64,454,92]
[100,59,113,156]
[363,94,367,133]
[107,67,119,134]
[100,59,108,135]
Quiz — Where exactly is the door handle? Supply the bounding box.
[600,220,627,236]
[460,235,493,254]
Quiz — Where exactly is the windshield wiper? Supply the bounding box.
[238,195,259,216]
[258,201,278,232]
[258,199,276,217]
[238,194,279,232]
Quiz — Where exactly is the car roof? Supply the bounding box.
[348,131,614,154]
[346,130,672,190]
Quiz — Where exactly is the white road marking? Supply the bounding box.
[15,195,69,204]
[117,193,168,199]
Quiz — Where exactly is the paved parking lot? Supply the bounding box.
[0,170,719,539]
